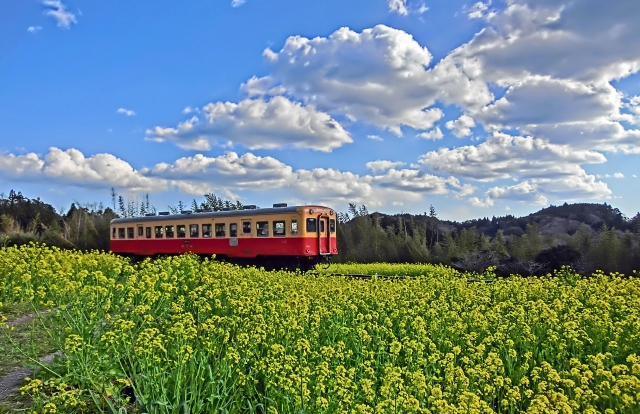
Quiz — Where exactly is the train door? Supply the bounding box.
[239,220,252,256]
[318,214,330,255]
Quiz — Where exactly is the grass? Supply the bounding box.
[0,305,59,378]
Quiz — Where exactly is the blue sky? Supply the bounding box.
[2,0,640,220]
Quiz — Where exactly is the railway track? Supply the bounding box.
[307,272,495,283]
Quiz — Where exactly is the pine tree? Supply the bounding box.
[118,196,126,217]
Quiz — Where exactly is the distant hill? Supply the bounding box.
[372,202,637,240]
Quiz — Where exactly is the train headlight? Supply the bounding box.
[330,210,334,215]
[309,208,314,214]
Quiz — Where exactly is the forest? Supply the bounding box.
[1,189,639,276]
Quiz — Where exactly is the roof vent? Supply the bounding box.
[273,203,288,208]
[181,210,192,214]
[144,213,157,217]
[222,207,231,211]
[195,209,206,213]
[158,211,170,216]
[243,205,257,210]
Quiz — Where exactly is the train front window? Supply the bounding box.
[291,220,298,235]
[138,227,143,237]
[145,227,151,238]
[165,226,175,238]
[118,228,125,239]
[242,221,251,234]
[256,221,269,237]
[330,219,336,233]
[202,224,212,238]
[190,224,199,238]
[177,225,186,238]
[127,227,134,239]
[230,223,238,237]
[306,218,317,233]
[273,221,285,236]
[112,228,116,239]
[215,223,226,237]
[155,226,163,238]
[319,220,325,233]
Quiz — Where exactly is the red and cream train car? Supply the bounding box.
[110,204,338,270]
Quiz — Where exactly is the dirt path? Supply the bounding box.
[5,309,55,328]
[0,309,62,404]
[0,351,63,401]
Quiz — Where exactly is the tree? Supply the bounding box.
[118,196,126,217]
[110,187,117,211]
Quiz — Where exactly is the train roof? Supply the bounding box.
[110,205,332,225]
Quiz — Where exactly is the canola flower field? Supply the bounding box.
[1,244,639,413]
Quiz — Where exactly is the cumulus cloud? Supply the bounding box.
[468,196,494,208]
[365,160,405,172]
[420,132,606,181]
[261,25,488,135]
[388,0,408,15]
[27,26,43,33]
[0,148,168,192]
[467,2,492,19]
[418,127,443,140]
[367,135,383,141]
[42,1,77,28]
[147,96,352,152]
[445,114,476,138]
[117,108,136,116]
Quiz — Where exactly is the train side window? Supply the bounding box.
[319,220,325,233]
[273,220,285,236]
[155,226,163,238]
[190,224,199,238]
[177,225,186,238]
[127,227,135,239]
[291,220,298,235]
[230,223,238,237]
[330,219,336,233]
[215,223,226,237]
[165,225,175,238]
[138,227,144,237]
[145,227,152,238]
[242,221,251,234]
[112,228,116,239]
[256,221,269,237]
[118,228,125,239]
[202,224,212,238]
[306,218,317,233]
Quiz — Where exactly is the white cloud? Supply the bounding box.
[418,127,443,140]
[445,114,476,138]
[365,160,405,172]
[0,152,45,174]
[486,181,549,205]
[147,96,352,152]
[117,108,136,117]
[420,132,607,181]
[231,0,245,7]
[42,1,77,28]
[468,196,494,207]
[388,0,408,15]
[613,172,624,178]
[27,26,43,33]
[0,148,168,192]
[262,25,483,135]
[417,4,429,14]
[467,2,491,19]
[367,135,383,141]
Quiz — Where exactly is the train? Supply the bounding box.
[109,203,338,270]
